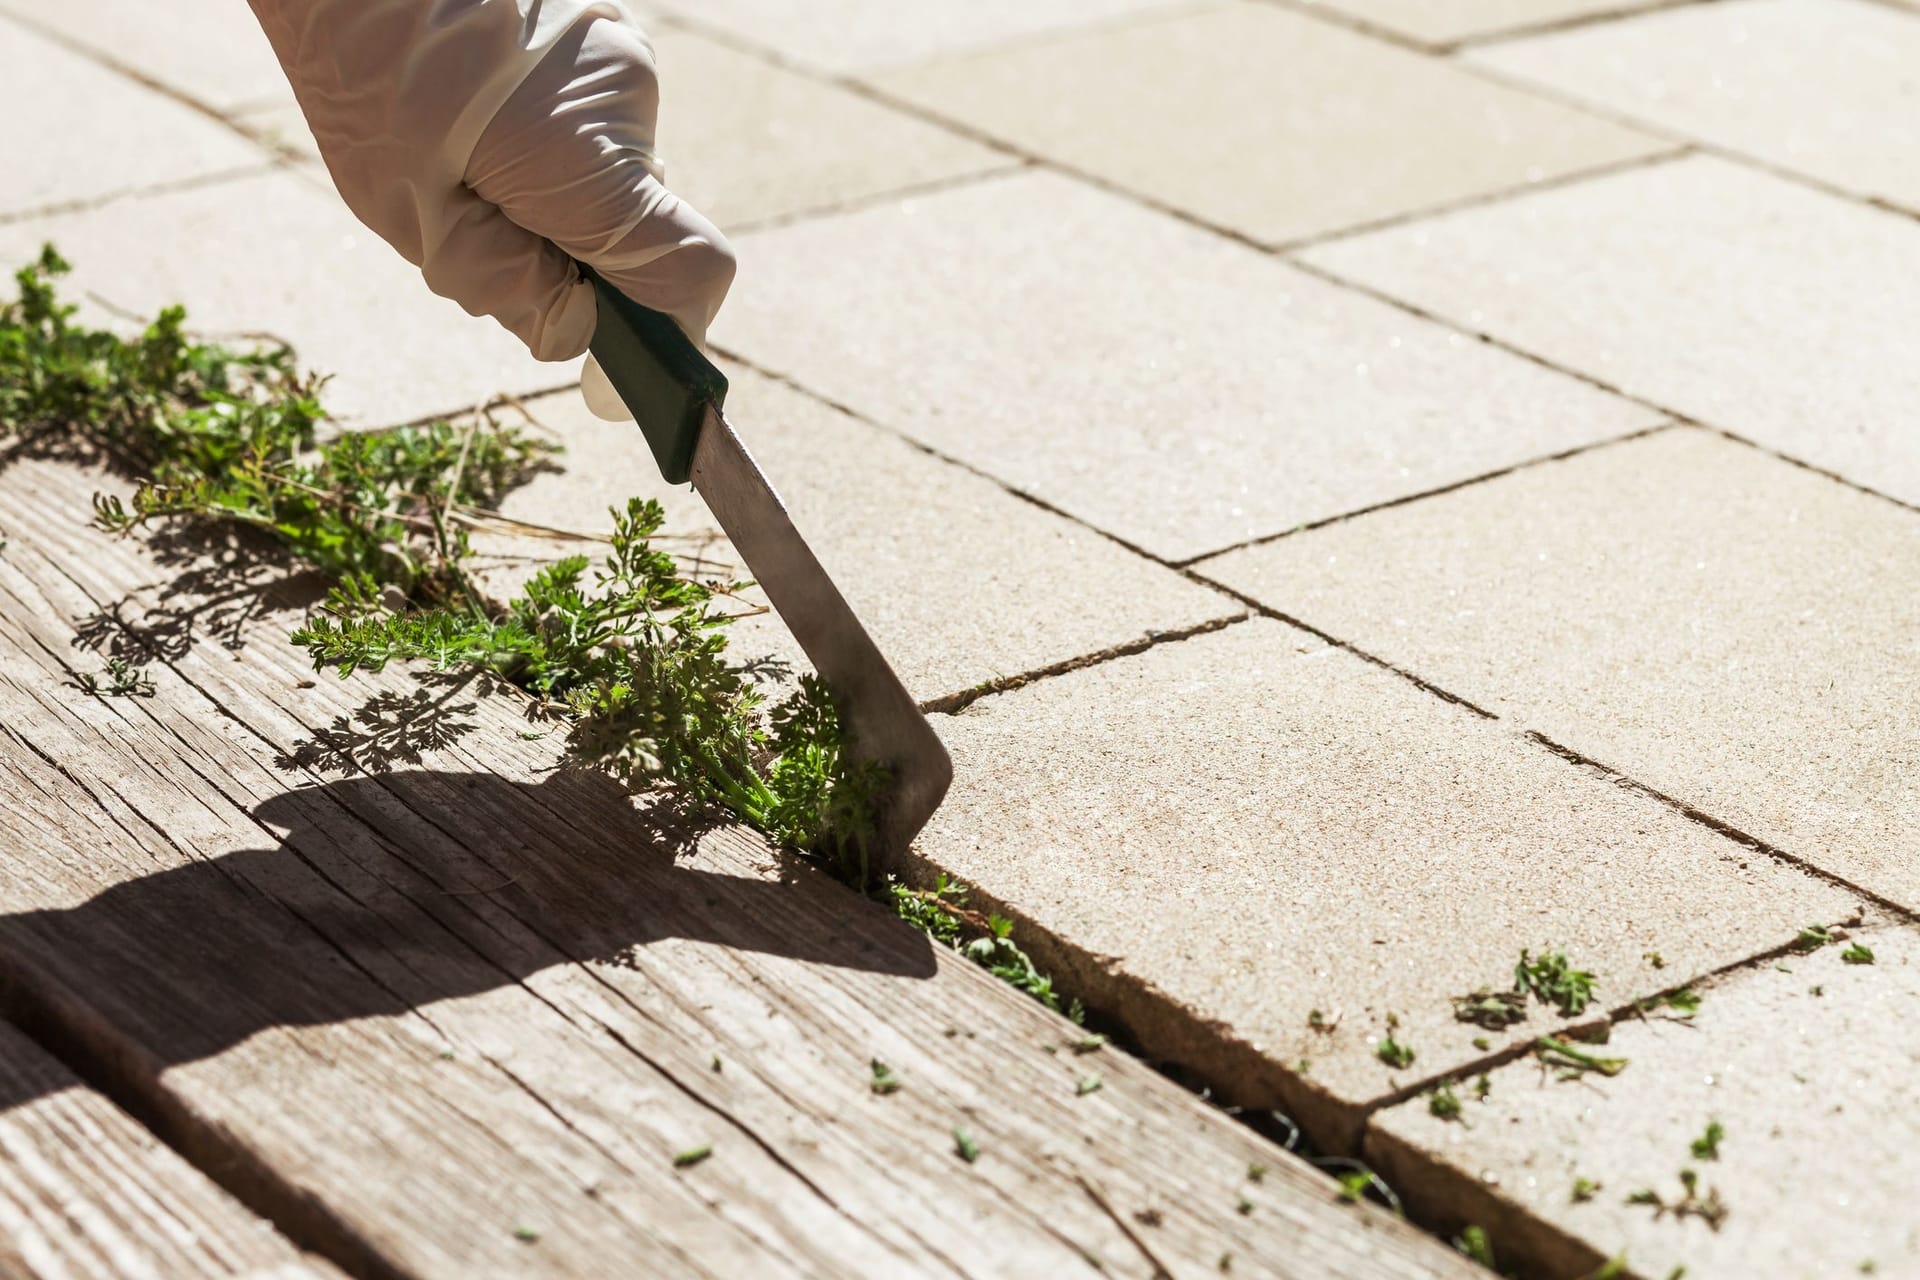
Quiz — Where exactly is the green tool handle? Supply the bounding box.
[582,267,729,485]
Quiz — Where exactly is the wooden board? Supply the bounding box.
[0,1019,340,1279]
[0,454,1476,1280]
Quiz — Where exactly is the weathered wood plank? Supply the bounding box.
[0,455,1476,1279]
[0,1019,341,1279]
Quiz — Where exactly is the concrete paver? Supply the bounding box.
[1302,0,1670,46]
[475,366,1239,702]
[1469,0,1920,213]
[1200,429,1920,908]
[716,169,1660,563]
[871,3,1672,247]
[0,0,293,111]
[650,0,1188,75]
[0,22,266,218]
[1302,154,1920,507]
[1370,921,1920,1279]
[652,28,1012,231]
[232,100,320,161]
[0,171,559,428]
[913,618,1856,1149]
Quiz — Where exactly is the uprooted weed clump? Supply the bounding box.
[1,246,1060,1003]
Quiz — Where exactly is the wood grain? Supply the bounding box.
[0,1020,340,1279]
[0,454,1476,1279]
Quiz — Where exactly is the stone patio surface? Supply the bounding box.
[7,0,1919,1274]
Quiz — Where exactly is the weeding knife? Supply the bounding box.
[584,272,952,856]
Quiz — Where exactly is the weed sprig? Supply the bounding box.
[4,247,896,879]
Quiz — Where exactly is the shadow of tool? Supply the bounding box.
[0,766,936,1117]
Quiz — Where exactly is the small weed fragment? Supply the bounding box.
[1515,948,1598,1017]
[952,1128,979,1164]
[1472,1036,1491,1050]
[1307,1007,1339,1034]
[1645,951,1666,969]
[1842,942,1875,965]
[1070,1034,1107,1055]
[1236,1196,1253,1216]
[1427,1080,1464,1123]
[1794,924,1837,952]
[1336,1170,1373,1204]
[1132,1208,1163,1228]
[869,1059,902,1095]
[1665,1268,1688,1280]
[1861,1261,1878,1274]
[1075,1074,1103,1097]
[1811,985,1825,997]
[1376,1031,1415,1070]
[1218,1252,1233,1272]
[1571,1176,1601,1203]
[1638,987,1701,1020]
[1453,1225,1496,1268]
[673,1144,713,1168]
[1474,1074,1492,1100]
[1628,1170,1728,1231]
[1453,986,1527,1030]
[512,1226,541,1243]
[1537,1036,1628,1080]
[1690,1120,1724,1161]
[74,657,156,698]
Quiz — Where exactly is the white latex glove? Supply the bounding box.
[246,0,735,383]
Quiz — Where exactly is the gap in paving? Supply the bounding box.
[0,164,282,230]
[1430,0,1728,52]
[0,8,301,170]
[1267,144,1689,257]
[1172,419,1678,566]
[1445,31,1920,233]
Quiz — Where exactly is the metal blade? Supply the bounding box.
[690,405,952,856]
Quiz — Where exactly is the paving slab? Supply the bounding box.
[870,3,1671,247]
[472,366,1239,703]
[715,169,1659,563]
[0,171,560,428]
[1200,428,1920,909]
[651,0,1189,74]
[1301,154,1920,507]
[1368,920,1920,1279]
[233,99,320,162]
[651,27,1011,231]
[1469,0,1920,213]
[1298,0,1671,46]
[0,21,266,219]
[0,0,293,111]
[912,618,1857,1150]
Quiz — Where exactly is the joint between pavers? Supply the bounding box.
[1523,730,1920,924]
[725,160,1033,239]
[0,8,307,174]
[1696,424,1920,523]
[1451,50,1920,231]
[1269,145,1693,258]
[0,165,283,229]
[1174,420,1681,568]
[920,611,1251,715]
[1439,0,1728,54]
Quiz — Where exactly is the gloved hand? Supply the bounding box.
[245,0,735,369]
